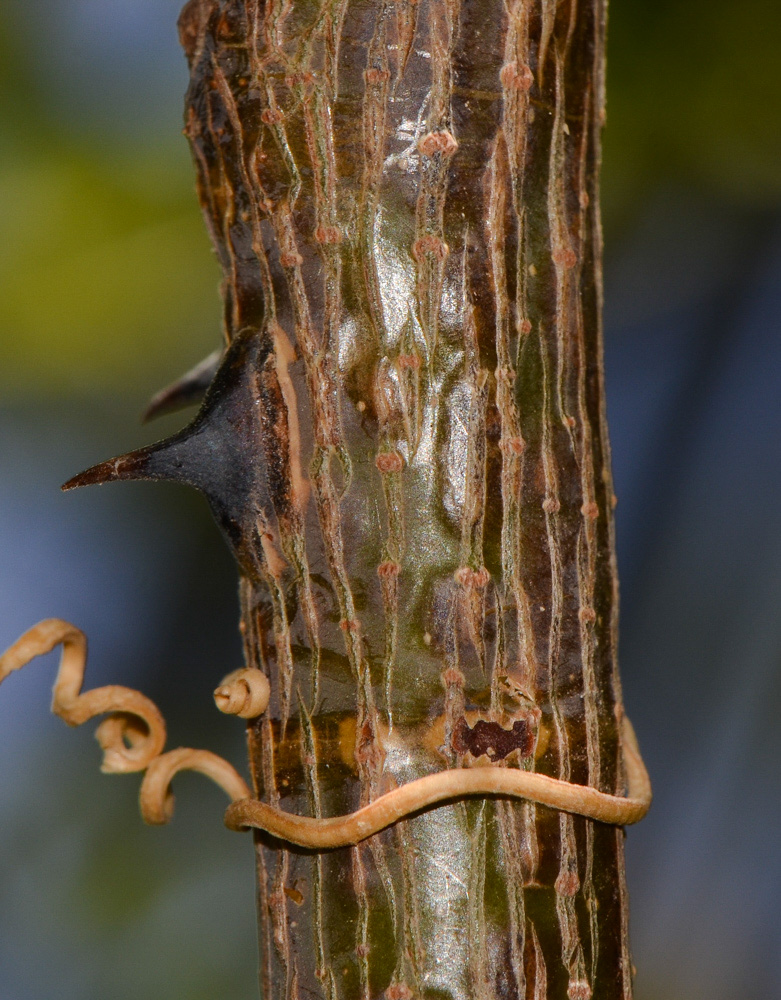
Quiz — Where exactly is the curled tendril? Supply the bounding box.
[0,619,651,850]
[213,667,270,718]
[0,618,166,773]
[140,747,251,824]
[0,619,251,825]
[223,715,651,850]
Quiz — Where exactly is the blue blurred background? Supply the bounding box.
[1,2,780,997]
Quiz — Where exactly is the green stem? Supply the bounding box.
[179,0,632,995]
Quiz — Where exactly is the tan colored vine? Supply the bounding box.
[224,715,651,848]
[0,618,166,773]
[140,747,251,824]
[213,667,270,718]
[1,620,650,850]
[0,619,245,810]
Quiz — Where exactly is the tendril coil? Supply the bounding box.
[0,618,165,773]
[1,620,651,851]
[0,619,246,812]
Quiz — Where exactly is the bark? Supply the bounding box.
[177,0,631,996]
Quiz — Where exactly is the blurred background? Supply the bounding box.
[1,1,779,997]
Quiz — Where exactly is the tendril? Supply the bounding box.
[1,619,652,851]
[140,747,251,824]
[213,667,270,718]
[223,715,651,850]
[0,618,165,773]
[0,619,250,821]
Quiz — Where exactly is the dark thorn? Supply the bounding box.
[142,349,222,423]
[63,329,273,576]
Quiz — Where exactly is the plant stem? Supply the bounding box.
[179,0,631,995]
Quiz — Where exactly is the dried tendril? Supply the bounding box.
[0,619,247,817]
[1,619,651,851]
[224,715,651,849]
[0,618,165,773]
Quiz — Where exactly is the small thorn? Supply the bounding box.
[142,349,222,423]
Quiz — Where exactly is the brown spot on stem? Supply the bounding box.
[454,566,490,588]
[555,870,581,896]
[418,130,458,157]
[451,716,535,760]
[375,451,404,473]
[500,61,534,91]
[365,68,391,84]
[285,71,315,88]
[500,436,525,455]
[280,250,303,268]
[441,667,465,687]
[412,235,449,261]
[386,986,414,1000]
[216,8,244,41]
[553,246,578,269]
[355,716,384,770]
[260,529,287,579]
[314,225,342,244]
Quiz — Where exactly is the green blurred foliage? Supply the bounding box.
[0,0,779,390]
[604,0,781,228]
[0,6,222,398]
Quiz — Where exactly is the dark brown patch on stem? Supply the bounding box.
[451,716,535,760]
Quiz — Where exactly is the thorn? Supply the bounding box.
[142,349,222,422]
[63,329,273,574]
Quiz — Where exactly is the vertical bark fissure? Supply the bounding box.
[177,0,634,995]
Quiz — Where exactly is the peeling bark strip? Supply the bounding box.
[178,0,630,996]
